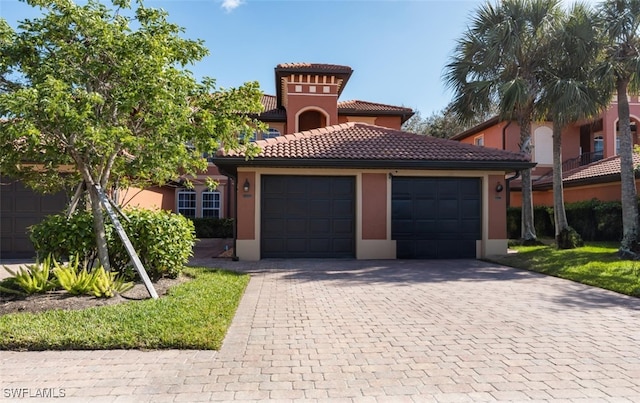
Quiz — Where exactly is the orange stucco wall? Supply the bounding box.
[489,174,507,239]
[361,173,387,239]
[236,171,256,240]
[285,90,338,134]
[373,116,402,130]
[119,186,174,210]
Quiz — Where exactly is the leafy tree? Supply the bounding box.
[0,0,264,270]
[540,2,610,249]
[595,0,640,255]
[445,0,563,244]
[402,103,494,138]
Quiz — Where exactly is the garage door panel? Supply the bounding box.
[261,175,355,258]
[392,177,481,259]
[286,219,307,233]
[392,200,412,219]
[309,219,330,232]
[333,218,354,233]
[333,239,355,253]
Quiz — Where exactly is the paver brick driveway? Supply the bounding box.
[2,259,640,402]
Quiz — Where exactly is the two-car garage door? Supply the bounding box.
[259,175,481,260]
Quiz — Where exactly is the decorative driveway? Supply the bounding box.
[2,259,640,402]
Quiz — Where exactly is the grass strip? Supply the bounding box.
[0,267,249,350]
[487,242,640,297]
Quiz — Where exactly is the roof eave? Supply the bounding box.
[214,157,535,172]
[450,116,501,141]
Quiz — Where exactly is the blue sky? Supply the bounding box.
[0,0,596,117]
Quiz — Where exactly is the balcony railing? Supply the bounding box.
[561,151,604,172]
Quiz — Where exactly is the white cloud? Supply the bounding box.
[221,0,243,12]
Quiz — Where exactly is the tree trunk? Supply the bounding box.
[87,183,112,271]
[518,117,537,243]
[552,120,569,236]
[617,78,639,253]
[74,157,112,271]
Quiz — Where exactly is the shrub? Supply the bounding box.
[190,217,234,238]
[509,198,630,242]
[29,213,99,265]
[31,209,196,279]
[109,208,195,279]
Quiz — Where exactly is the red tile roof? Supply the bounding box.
[257,95,286,120]
[533,154,640,188]
[257,96,414,122]
[215,123,533,172]
[338,100,414,115]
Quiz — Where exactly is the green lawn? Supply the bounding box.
[0,267,249,350]
[487,242,640,297]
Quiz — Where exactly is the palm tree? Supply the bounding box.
[596,0,640,255]
[445,0,562,244]
[540,3,611,248]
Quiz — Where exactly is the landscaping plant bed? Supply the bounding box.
[0,275,188,316]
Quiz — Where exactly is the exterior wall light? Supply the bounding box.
[495,182,504,193]
[243,178,250,192]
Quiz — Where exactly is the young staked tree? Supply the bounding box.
[540,2,611,249]
[596,0,640,255]
[445,0,563,244]
[0,0,264,270]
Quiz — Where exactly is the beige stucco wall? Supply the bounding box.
[234,167,510,261]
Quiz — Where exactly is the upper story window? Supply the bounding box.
[474,135,484,147]
[594,134,604,158]
[262,128,281,139]
[202,191,221,218]
[177,190,196,218]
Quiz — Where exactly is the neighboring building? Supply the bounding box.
[451,96,640,206]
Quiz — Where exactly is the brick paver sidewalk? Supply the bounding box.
[2,259,640,402]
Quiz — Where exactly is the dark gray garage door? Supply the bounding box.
[1,176,68,259]
[261,175,355,258]
[392,177,481,259]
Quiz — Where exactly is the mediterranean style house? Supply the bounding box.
[1,63,534,260]
[452,96,640,207]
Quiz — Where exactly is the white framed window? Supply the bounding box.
[177,190,197,218]
[594,134,604,157]
[202,191,221,218]
[474,135,484,147]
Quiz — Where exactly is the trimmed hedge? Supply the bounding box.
[190,217,233,238]
[507,199,629,242]
[30,209,195,279]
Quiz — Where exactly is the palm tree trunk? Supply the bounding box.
[519,117,537,242]
[617,78,639,253]
[552,120,570,243]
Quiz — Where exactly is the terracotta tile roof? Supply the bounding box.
[275,63,353,74]
[338,100,414,114]
[533,154,640,188]
[257,95,286,120]
[216,123,532,171]
[258,96,415,123]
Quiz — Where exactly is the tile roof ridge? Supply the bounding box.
[339,99,413,110]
